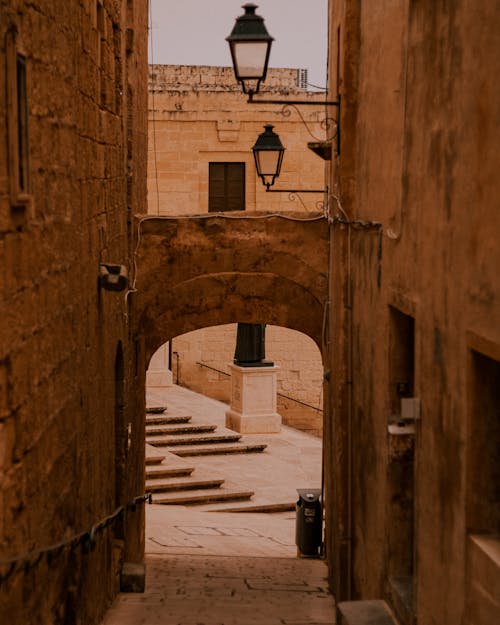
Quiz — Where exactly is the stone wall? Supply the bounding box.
[146,64,327,435]
[325,1,500,624]
[0,1,148,623]
[149,64,307,93]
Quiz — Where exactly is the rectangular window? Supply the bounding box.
[6,27,30,205]
[465,344,500,625]
[389,306,415,415]
[208,162,245,212]
[16,54,28,193]
[467,350,500,534]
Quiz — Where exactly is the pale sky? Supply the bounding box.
[149,0,328,90]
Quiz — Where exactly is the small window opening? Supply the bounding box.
[467,350,500,534]
[389,307,415,416]
[16,54,29,194]
[6,27,30,207]
[208,162,245,212]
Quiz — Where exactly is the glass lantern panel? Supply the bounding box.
[233,41,268,78]
[256,150,281,176]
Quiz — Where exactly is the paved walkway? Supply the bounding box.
[102,553,335,625]
[101,384,335,624]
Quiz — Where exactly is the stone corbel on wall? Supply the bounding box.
[217,119,240,142]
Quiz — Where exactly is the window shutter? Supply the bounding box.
[209,162,245,212]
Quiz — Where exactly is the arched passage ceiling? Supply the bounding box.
[132,213,330,360]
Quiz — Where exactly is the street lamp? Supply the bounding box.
[252,124,285,189]
[226,3,273,96]
[252,125,326,194]
[227,4,340,110]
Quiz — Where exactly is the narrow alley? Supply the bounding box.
[2,2,499,624]
[101,385,335,625]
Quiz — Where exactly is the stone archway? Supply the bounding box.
[132,212,330,362]
[141,272,326,360]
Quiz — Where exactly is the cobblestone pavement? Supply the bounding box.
[102,553,335,625]
[101,385,335,624]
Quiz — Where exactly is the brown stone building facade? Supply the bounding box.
[325,1,500,624]
[146,64,326,436]
[0,1,148,623]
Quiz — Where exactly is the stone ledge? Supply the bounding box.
[337,600,398,625]
[120,562,145,593]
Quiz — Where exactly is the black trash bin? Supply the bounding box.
[295,488,322,557]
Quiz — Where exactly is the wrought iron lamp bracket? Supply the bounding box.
[264,187,328,213]
[265,188,326,193]
[248,92,341,148]
[247,91,340,108]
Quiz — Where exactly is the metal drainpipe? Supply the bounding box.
[320,351,327,559]
[320,241,331,557]
[346,224,353,600]
[334,217,353,599]
[333,211,354,599]
[319,183,334,559]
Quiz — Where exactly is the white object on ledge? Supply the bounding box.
[401,397,421,421]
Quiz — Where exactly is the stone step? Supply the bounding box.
[146,424,217,436]
[146,465,195,479]
[153,487,254,505]
[146,406,168,414]
[168,443,267,457]
[146,475,225,493]
[337,600,398,625]
[145,455,166,466]
[145,415,192,426]
[209,501,296,513]
[147,433,242,447]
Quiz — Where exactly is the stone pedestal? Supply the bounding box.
[146,343,173,387]
[225,363,281,433]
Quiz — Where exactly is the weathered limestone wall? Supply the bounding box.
[325,1,500,624]
[147,65,327,435]
[148,64,326,215]
[0,1,148,623]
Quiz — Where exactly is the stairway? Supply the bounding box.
[145,406,266,505]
